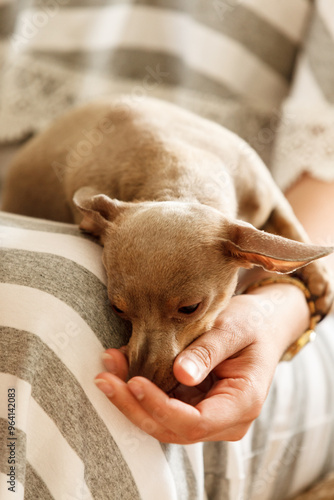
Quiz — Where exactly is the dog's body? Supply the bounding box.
[2,97,333,392]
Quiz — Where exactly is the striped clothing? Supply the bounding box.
[1,1,334,499]
[0,0,318,167]
[1,212,334,500]
[1,1,334,188]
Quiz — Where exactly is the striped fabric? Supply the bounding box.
[0,212,204,500]
[1,0,334,194]
[1,211,334,500]
[0,0,311,170]
[270,0,334,190]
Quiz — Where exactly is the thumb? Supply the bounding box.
[173,326,235,387]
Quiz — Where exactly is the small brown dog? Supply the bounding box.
[2,97,333,392]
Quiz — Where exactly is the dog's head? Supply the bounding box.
[74,187,331,393]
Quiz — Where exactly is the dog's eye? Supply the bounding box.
[112,304,124,314]
[178,303,200,314]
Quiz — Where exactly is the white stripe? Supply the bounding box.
[240,0,310,43]
[288,53,328,104]
[318,0,334,39]
[0,284,181,500]
[0,374,94,500]
[0,225,106,283]
[0,375,28,500]
[226,440,247,499]
[0,374,31,432]
[16,5,287,106]
[0,473,24,500]
[0,211,76,229]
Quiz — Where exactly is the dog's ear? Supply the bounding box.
[222,220,333,273]
[73,187,129,242]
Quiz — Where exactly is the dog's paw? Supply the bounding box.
[297,261,334,319]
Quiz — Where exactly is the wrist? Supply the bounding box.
[245,281,310,357]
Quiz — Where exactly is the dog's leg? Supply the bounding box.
[264,197,334,319]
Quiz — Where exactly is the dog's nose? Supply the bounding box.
[128,351,178,393]
[127,328,181,393]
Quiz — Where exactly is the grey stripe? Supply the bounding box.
[305,10,334,103]
[271,357,309,500]
[0,212,81,235]
[0,2,19,39]
[0,418,26,486]
[203,441,230,500]
[0,326,141,500]
[162,443,199,500]
[123,0,296,79]
[0,249,132,348]
[25,463,54,500]
[190,1,297,79]
[23,0,296,79]
[32,48,236,101]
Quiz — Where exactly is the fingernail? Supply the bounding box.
[102,352,116,373]
[128,380,144,401]
[94,378,114,397]
[179,357,200,381]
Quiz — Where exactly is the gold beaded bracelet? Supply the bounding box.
[242,275,320,361]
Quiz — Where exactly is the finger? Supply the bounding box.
[128,370,264,442]
[94,373,184,443]
[174,316,252,386]
[127,376,208,443]
[102,348,129,381]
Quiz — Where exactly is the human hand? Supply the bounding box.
[95,283,309,444]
